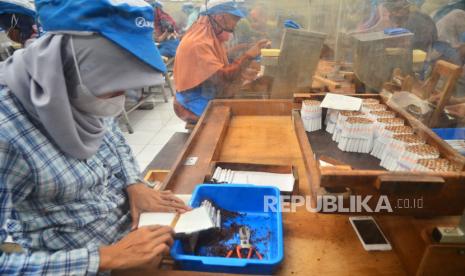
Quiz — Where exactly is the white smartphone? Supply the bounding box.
[349,216,392,251]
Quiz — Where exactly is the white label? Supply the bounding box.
[184,157,198,166]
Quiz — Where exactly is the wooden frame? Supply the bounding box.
[421,60,463,128]
[293,93,465,216]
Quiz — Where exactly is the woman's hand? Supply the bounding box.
[245,39,271,58]
[127,183,191,229]
[99,226,174,271]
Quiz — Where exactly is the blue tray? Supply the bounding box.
[432,128,465,140]
[170,184,284,275]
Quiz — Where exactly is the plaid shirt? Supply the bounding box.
[0,87,141,275]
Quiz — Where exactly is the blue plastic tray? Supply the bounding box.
[432,128,465,140]
[170,184,284,275]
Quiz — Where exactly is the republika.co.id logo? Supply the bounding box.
[135,17,154,28]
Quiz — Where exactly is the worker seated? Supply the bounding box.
[173,0,269,123]
[0,0,37,48]
[0,1,189,274]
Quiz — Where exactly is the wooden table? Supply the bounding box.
[117,100,409,275]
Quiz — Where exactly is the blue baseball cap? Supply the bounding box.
[0,0,36,17]
[35,0,166,73]
[201,0,245,18]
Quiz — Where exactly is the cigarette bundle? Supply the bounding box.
[412,158,460,173]
[396,144,440,171]
[212,167,235,184]
[325,109,339,134]
[371,125,413,159]
[363,98,380,105]
[361,103,387,114]
[332,111,366,142]
[368,110,396,121]
[373,117,405,138]
[380,134,425,171]
[301,100,322,132]
[337,117,375,153]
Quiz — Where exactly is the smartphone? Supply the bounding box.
[349,216,392,251]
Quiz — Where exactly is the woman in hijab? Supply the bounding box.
[0,0,37,46]
[0,0,189,274]
[173,0,269,123]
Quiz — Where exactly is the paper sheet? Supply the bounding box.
[231,171,295,193]
[174,206,215,234]
[138,206,216,235]
[320,93,363,111]
[138,212,176,228]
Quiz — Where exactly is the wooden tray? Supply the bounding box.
[293,93,465,216]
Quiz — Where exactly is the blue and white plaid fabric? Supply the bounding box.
[0,86,141,275]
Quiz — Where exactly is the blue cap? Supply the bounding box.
[35,0,166,73]
[0,0,36,17]
[202,1,245,18]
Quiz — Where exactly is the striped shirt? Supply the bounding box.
[0,86,141,275]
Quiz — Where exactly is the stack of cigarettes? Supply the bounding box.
[332,111,366,143]
[368,110,396,121]
[325,109,339,134]
[211,167,235,184]
[201,200,222,229]
[380,134,425,171]
[412,158,460,173]
[373,117,405,138]
[396,144,440,171]
[337,117,375,153]
[361,103,387,114]
[371,125,414,159]
[301,100,322,132]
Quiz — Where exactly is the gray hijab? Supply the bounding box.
[0,33,164,160]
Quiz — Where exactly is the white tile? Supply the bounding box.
[149,129,176,145]
[164,123,187,133]
[132,119,166,133]
[136,144,164,171]
[129,144,145,156]
[136,158,151,172]
[167,115,185,125]
[124,131,157,145]
[140,144,164,157]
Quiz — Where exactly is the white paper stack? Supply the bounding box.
[332,111,366,143]
[412,158,460,172]
[371,125,413,159]
[138,200,221,235]
[395,144,440,171]
[301,100,322,132]
[212,166,295,193]
[320,93,363,111]
[380,134,425,171]
[337,117,375,153]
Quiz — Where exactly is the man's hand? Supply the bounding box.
[99,226,174,271]
[127,183,191,229]
[245,39,271,58]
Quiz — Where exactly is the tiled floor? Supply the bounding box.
[122,97,187,171]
